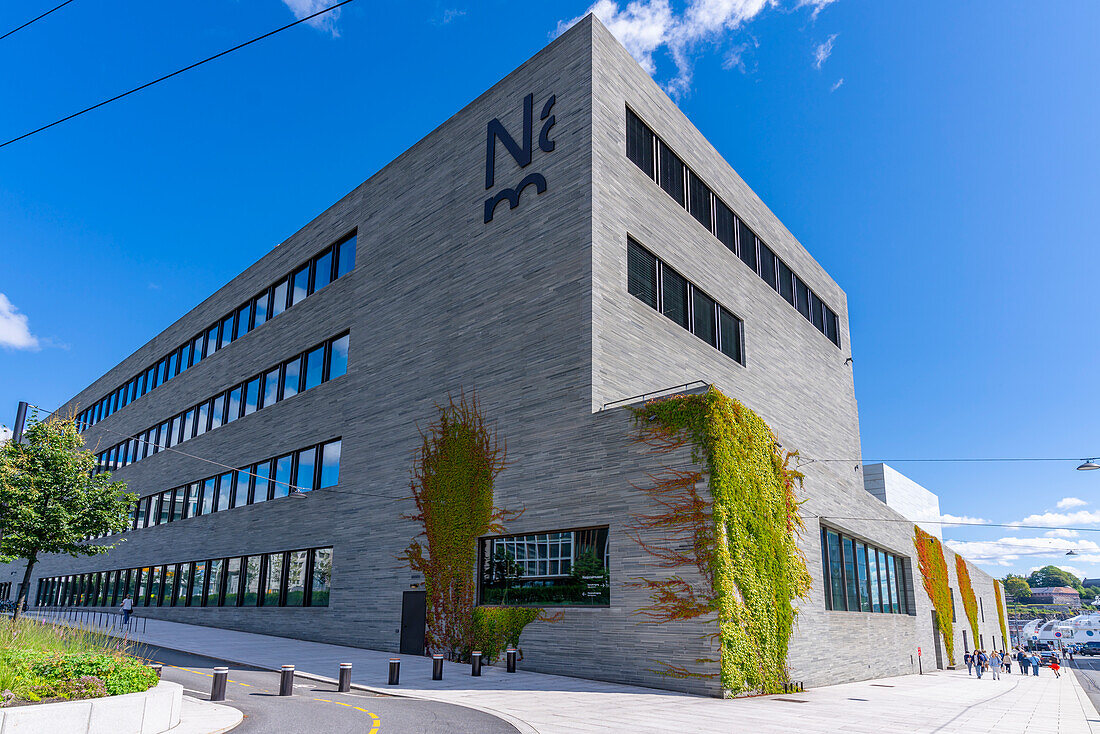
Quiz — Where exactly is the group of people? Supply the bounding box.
[963,648,1063,679]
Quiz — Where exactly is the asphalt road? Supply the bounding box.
[1067,658,1100,715]
[132,644,519,734]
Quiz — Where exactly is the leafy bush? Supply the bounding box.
[0,620,158,705]
[471,606,541,663]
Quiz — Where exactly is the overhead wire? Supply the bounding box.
[0,0,357,149]
[0,0,75,42]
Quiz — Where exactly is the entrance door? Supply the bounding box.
[400,590,426,656]
[932,611,945,670]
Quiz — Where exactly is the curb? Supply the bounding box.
[124,635,538,734]
[175,696,245,734]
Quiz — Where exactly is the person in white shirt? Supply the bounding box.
[120,595,133,625]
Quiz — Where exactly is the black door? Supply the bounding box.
[400,590,426,656]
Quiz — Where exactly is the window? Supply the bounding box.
[191,561,207,607]
[661,266,689,329]
[313,250,333,293]
[243,377,259,416]
[243,557,261,606]
[626,109,655,179]
[303,347,325,391]
[296,448,316,494]
[235,303,251,340]
[821,526,911,615]
[759,244,778,291]
[810,291,825,332]
[336,235,356,278]
[253,461,272,503]
[263,552,284,606]
[319,440,341,489]
[217,473,233,512]
[191,335,204,366]
[691,288,717,347]
[795,278,811,320]
[263,368,281,408]
[777,259,794,305]
[201,477,216,515]
[253,291,269,329]
[207,559,225,607]
[158,493,171,525]
[272,279,288,318]
[183,409,195,442]
[273,455,293,499]
[310,548,332,606]
[718,307,743,364]
[233,471,249,509]
[715,200,735,254]
[205,325,219,357]
[282,358,301,400]
[688,171,711,230]
[225,386,242,425]
[627,239,658,309]
[738,220,758,273]
[480,527,608,607]
[328,335,349,380]
[658,140,685,206]
[195,402,209,437]
[220,315,234,348]
[286,551,309,606]
[291,265,310,307]
[210,396,224,429]
[164,565,177,606]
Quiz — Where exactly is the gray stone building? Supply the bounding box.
[3,16,1006,695]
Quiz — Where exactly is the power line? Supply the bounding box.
[0,0,75,42]
[801,457,1088,465]
[0,0,357,150]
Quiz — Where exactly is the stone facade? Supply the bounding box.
[863,463,944,539]
[2,16,1007,696]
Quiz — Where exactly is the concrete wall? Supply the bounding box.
[863,463,943,539]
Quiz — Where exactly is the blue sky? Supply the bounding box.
[1,0,1098,582]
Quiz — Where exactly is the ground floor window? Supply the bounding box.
[34,546,333,610]
[821,525,910,615]
[479,526,609,607]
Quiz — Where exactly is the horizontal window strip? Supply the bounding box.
[34,546,332,610]
[92,332,349,475]
[820,525,910,615]
[626,108,841,349]
[627,238,745,366]
[74,232,356,433]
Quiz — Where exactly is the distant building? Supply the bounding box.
[863,463,943,539]
[1027,587,1081,606]
[1082,578,1100,587]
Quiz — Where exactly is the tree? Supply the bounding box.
[1003,574,1031,601]
[1027,565,1083,592]
[0,413,135,622]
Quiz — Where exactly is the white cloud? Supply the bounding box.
[830,77,844,92]
[1046,529,1081,539]
[797,0,838,21]
[813,33,837,69]
[1012,510,1100,528]
[944,536,1100,567]
[0,293,40,351]
[939,513,989,526]
[1058,497,1088,510]
[558,0,825,98]
[281,0,342,36]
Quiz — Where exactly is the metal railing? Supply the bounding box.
[26,606,148,635]
[600,381,710,411]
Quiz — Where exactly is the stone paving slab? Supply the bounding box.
[31,613,1100,733]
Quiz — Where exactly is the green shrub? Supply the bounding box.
[471,606,541,663]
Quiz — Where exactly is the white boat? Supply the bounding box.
[1021,614,1100,646]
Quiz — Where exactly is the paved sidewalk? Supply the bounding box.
[33,614,1100,733]
[175,696,244,734]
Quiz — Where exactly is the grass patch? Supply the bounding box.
[0,619,158,705]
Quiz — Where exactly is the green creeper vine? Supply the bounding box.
[955,555,979,649]
[628,388,811,696]
[994,580,1009,648]
[914,527,955,665]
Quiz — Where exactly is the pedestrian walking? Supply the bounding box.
[965,651,974,675]
[1018,649,1030,676]
[989,650,1002,680]
[1051,659,1062,678]
[1031,653,1041,676]
[120,595,133,626]
[975,650,987,679]
[1003,650,1012,674]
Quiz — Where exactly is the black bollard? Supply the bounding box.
[338,663,352,693]
[506,648,517,673]
[432,654,444,680]
[279,665,295,696]
[211,667,228,702]
[150,663,163,679]
[388,658,401,685]
[471,651,482,677]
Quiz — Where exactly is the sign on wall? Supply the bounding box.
[483,92,557,223]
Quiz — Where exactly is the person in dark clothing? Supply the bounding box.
[965,651,974,675]
[975,650,988,679]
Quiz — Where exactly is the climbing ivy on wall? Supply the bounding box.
[628,388,811,696]
[914,527,955,665]
[955,555,979,649]
[402,393,517,660]
[994,580,1009,648]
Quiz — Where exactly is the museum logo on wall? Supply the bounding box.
[483,92,557,223]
